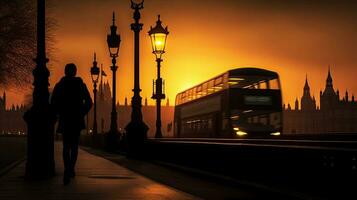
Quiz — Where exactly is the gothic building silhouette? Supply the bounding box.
[0,92,27,134]
[86,80,174,137]
[284,68,357,134]
[2,68,356,136]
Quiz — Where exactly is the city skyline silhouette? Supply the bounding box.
[1,0,357,110]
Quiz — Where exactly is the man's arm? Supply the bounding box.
[50,83,60,115]
[82,83,93,115]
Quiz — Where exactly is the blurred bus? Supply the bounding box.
[174,68,282,138]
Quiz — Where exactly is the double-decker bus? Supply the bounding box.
[174,67,282,138]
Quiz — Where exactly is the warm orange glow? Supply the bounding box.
[2,1,357,110]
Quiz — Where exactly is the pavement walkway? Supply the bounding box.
[0,142,198,200]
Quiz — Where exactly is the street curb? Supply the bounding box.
[0,157,26,178]
[152,160,316,200]
[80,146,318,200]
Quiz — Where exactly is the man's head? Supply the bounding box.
[65,63,77,77]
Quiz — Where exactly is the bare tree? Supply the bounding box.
[0,0,55,88]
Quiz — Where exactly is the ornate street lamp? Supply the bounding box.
[149,15,169,138]
[106,12,121,150]
[125,0,148,154]
[107,13,120,58]
[24,0,55,179]
[90,53,100,135]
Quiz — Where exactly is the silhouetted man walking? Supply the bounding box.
[51,63,92,185]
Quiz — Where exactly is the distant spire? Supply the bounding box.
[304,74,308,84]
[305,74,308,84]
[326,65,333,87]
[124,97,128,106]
[145,97,148,106]
[303,74,310,96]
[295,98,299,110]
[345,90,349,102]
[322,66,335,96]
[112,12,115,26]
[166,98,170,106]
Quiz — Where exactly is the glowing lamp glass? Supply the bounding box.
[148,15,169,59]
[150,33,167,56]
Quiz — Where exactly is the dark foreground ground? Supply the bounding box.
[1,135,356,199]
[80,134,357,199]
[0,137,26,171]
[0,142,296,200]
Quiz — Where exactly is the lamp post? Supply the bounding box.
[149,15,169,138]
[125,0,148,152]
[106,12,121,150]
[24,0,55,179]
[90,53,100,135]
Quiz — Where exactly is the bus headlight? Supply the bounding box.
[234,127,248,136]
[236,131,248,136]
[270,132,281,136]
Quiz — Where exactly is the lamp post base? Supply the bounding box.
[105,108,120,151]
[125,120,148,157]
[155,130,163,138]
[106,129,119,152]
[24,107,56,180]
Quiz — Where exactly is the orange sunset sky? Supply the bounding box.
[2,0,357,108]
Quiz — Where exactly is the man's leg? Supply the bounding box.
[62,134,71,184]
[69,134,79,177]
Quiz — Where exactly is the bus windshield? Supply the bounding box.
[228,76,280,90]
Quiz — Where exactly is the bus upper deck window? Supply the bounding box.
[187,89,193,101]
[202,82,208,96]
[269,78,280,90]
[176,95,181,105]
[196,85,202,98]
[223,73,229,88]
[192,88,197,100]
[207,80,215,94]
[214,77,223,91]
[181,92,186,103]
[259,80,268,89]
